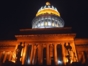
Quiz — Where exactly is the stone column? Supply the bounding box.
[38,44,43,65]
[22,43,27,65]
[3,53,7,63]
[31,44,35,64]
[71,42,78,62]
[0,52,2,61]
[30,44,34,64]
[13,44,18,62]
[0,52,3,65]
[9,52,12,61]
[0,52,2,66]
[62,42,66,65]
[54,44,58,65]
[46,44,50,65]
[32,44,37,65]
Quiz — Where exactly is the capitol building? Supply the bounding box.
[0,2,88,66]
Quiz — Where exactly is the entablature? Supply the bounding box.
[15,33,76,41]
[74,38,88,45]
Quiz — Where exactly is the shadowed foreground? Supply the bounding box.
[1,61,88,66]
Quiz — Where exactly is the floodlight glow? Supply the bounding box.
[27,59,30,64]
[58,60,62,64]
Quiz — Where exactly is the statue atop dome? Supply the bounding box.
[46,2,50,6]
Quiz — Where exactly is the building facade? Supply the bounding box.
[0,2,88,65]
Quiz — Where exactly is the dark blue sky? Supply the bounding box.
[0,0,88,39]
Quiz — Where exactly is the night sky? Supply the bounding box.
[0,0,88,39]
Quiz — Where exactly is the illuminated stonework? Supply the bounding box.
[36,2,60,17]
[32,2,64,28]
[0,2,88,66]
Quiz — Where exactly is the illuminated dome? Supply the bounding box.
[36,2,60,17]
[32,2,64,28]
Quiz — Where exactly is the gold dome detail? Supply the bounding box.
[36,2,60,17]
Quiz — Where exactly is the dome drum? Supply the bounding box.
[32,15,64,28]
